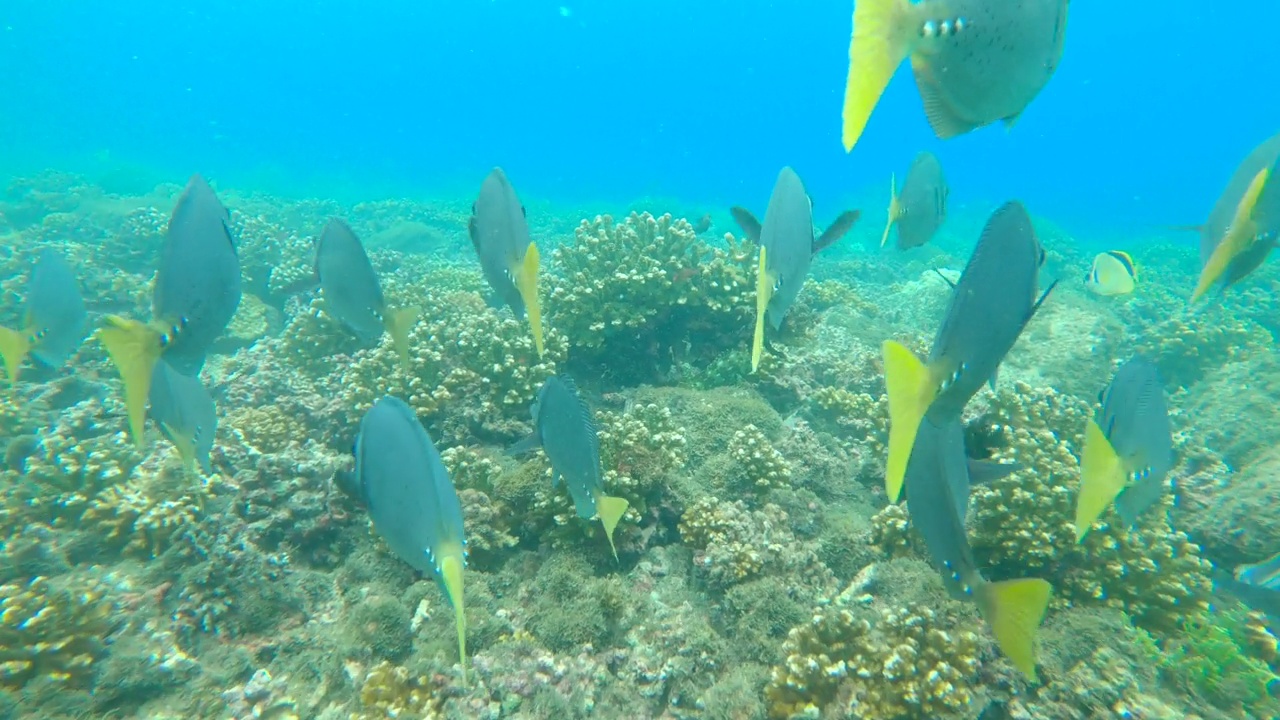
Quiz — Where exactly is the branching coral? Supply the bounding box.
[764,604,980,719]
[79,482,201,559]
[722,424,792,493]
[1133,307,1271,389]
[679,497,828,590]
[0,576,115,688]
[1,430,143,533]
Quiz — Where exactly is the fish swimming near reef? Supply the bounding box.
[841,0,1069,152]
[470,167,545,357]
[352,396,468,682]
[1236,552,1280,592]
[881,151,948,250]
[148,358,218,476]
[882,200,1055,502]
[1084,251,1137,297]
[692,213,713,235]
[510,375,629,559]
[1074,357,1173,542]
[731,167,860,372]
[1189,132,1280,302]
[904,416,1052,680]
[97,174,242,447]
[314,218,420,370]
[0,249,88,384]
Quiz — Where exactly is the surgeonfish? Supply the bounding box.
[1074,357,1173,542]
[881,151,948,250]
[469,167,545,357]
[314,218,420,371]
[0,249,88,384]
[352,396,468,682]
[731,167,860,372]
[510,375,629,559]
[1236,552,1280,591]
[904,416,1051,680]
[882,201,1056,503]
[1190,132,1280,302]
[97,174,242,447]
[1084,251,1137,297]
[841,0,1069,152]
[148,358,218,475]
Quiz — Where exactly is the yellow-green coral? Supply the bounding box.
[352,660,442,720]
[869,503,914,558]
[2,430,143,532]
[0,576,114,688]
[1134,307,1271,389]
[228,404,311,455]
[723,424,791,492]
[79,482,201,559]
[764,604,980,719]
[808,387,888,451]
[679,497,826,588]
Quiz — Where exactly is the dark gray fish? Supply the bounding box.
[842,0,1069,150]
[882,151,948,250]
[148,359,217,475]
[153,174,242,374]
[353,396,468,678]
[315,218,386,341]
[902,416,1051,680]
[0,249,87,383]
[1096,357,1173,527]
[692,213,713,235]
[1191,134,1280,299]
[470,167,534,319]
[511,375,629,556]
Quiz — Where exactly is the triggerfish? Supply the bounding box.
[882,201,1055,503]
[841,0,1069,152]
[0,249,88,384]
[97,174,242,447]
[351,396,468,682]
[1074,357,1173,542]
[469,167,544,357]
[314,218,420,371]
[1084,251,1137,297]
[510,375,630,560]
[731,167,860,372]
[148,358,218,476]
[1189,132,1280,302]
[881,151,948,250]
[904,416,1051,680]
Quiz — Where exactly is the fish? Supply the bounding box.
[1236,552,1280,591]
[1084,251,1137,297]
[314,218,420,370]
[882,200,1055,503]
[148,358,217,475]
[692,213,713,235]
[352,396,468,681]
[731,167,860,372]
[904,416,1052,680]
[0,249,88,384]
[841,0,1069,152]
[881,151,948,250]
[97,174,242,447]
[469,167,545,357]
[1074,357,1173,541]
[510,375,629,559]
[1190,132,1280,302]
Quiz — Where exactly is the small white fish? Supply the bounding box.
[1084,251,1137,296]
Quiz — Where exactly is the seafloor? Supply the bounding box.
[1,170,1279,720]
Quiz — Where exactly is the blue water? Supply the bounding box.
[1,1,1273,234]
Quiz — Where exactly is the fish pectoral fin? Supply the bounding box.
[595,494,629,562]
[910,56,977,140]
[977,578,1052,682]
[439,554,468,684]
[751,247,774,373]
[96,315,163,447]
[730,207,763,243]
[1074,418,1128,543]
[842,0,916,152]
[382,306,421,372]
[0,326,32,384]
[1192,167,1271,302]
[967,459,1022,485]
[1003,112,1022,131]
[814,210,861,254]
[882,339,938,503]
[506,433,541,457]
[881,175,899,249]
[513,243,545,358]
[988,366,999,393]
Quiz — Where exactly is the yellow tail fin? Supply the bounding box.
[977,577,1052,682]
[880,173,899,248]
[382,305,421,372]
[596,494,630,562]
[0,326,32,384]
[514,243,545,358]
[1074,418,1127,543]
[882,339,935,503]
[96,316,163,447]
[842,0,915,152]
[440,553,468,684]
[751,246,772,373]
[1192,167,1270,302]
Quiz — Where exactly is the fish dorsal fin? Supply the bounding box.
[467,214,481,253]
[730,207,763,243]
[814,210,861,254]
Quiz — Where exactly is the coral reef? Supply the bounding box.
[0,575,115,688]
